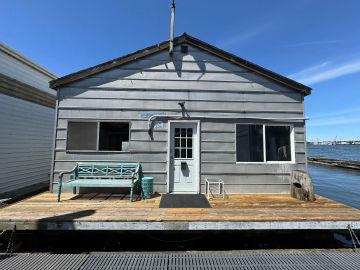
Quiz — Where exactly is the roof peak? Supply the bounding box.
[50,34,311,95]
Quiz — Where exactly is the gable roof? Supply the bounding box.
[50,33,311,95]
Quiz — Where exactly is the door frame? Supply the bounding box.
[167,120,201,194]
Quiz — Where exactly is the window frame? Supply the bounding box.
[235,123,295,164]
[66,120,131,153]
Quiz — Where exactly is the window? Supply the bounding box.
[265,126,291,161]
[236,124,293,163]
[67,122,129,151]
[236,125,263,162]
[67,122,97,150]
[99,122,129,151]
[174,127,193,158]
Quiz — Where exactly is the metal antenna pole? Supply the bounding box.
[169,0,175,55]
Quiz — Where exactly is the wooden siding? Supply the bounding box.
[0,94,55,196]
[53,44,306,194]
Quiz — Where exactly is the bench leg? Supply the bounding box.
[57,182,62,202]
[73,187,76,195]
[130,187,134,202]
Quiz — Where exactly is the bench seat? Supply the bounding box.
[57,162,140,202]
[63,179,133,188]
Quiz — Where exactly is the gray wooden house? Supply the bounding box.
[50,34,311,195]
[0,43,57,199]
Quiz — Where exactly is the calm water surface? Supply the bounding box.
[308,144,360,209]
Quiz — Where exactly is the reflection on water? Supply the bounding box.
[307,144,360,209]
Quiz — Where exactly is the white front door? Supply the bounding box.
[168,122,199,193]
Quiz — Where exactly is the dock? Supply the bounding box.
[308,157,360,170]
[0,192,359,231]
[1,251,360,269]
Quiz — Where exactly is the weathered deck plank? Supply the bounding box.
[0,192,359,230]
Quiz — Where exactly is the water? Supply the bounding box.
[308,144,360,209]
[308,144,360,161]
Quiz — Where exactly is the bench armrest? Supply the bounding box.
[58,165,78,184]
[131,165,140,184]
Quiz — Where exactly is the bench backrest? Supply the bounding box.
[74,162,140,180]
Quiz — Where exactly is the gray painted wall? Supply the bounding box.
[53,44,307,194]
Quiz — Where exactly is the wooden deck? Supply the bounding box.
[0,192,359,231]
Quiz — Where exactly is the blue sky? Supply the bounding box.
[1,0,359,141]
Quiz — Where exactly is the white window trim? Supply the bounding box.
[235,123,295,164]
[66,120,131,153]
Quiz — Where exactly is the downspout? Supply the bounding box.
[49,88,60,192]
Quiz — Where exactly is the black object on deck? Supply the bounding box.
[159,194,211,208]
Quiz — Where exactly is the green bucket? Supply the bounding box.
[142,176,154,199]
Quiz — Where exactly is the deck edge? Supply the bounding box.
[1,220,359,231]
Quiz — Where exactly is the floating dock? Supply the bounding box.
[0,192,359,231]
[1,251,360,269]
[308,157,360,170]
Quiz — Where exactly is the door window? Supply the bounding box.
[174,127,193,159]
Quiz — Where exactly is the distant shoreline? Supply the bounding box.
[307,142,360,145]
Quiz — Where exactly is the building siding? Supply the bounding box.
[0,44,56,198]
[0,94,54,196]
[0,48,54,95]
[52,44,307,194]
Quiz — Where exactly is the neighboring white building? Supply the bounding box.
[0,43,57,199]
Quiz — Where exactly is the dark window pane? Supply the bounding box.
[236,124,264,162]
[187,128,193,137]
[265,126,291,161]
[175,138,180,147]
[187,149,192,158]
[175,128,180,137]
[99,122,129,151]
[181,138,186,148]
[181,149,186,158]
[175,149,180,158]
[187,138,192,147]
[67,122,97,150]
[181,128,186,137]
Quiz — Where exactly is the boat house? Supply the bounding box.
[49,34,311,195]
[3,34,360,234]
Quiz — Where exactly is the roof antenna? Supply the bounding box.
[169,0,175,55]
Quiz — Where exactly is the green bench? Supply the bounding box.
[57,162,141,202]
